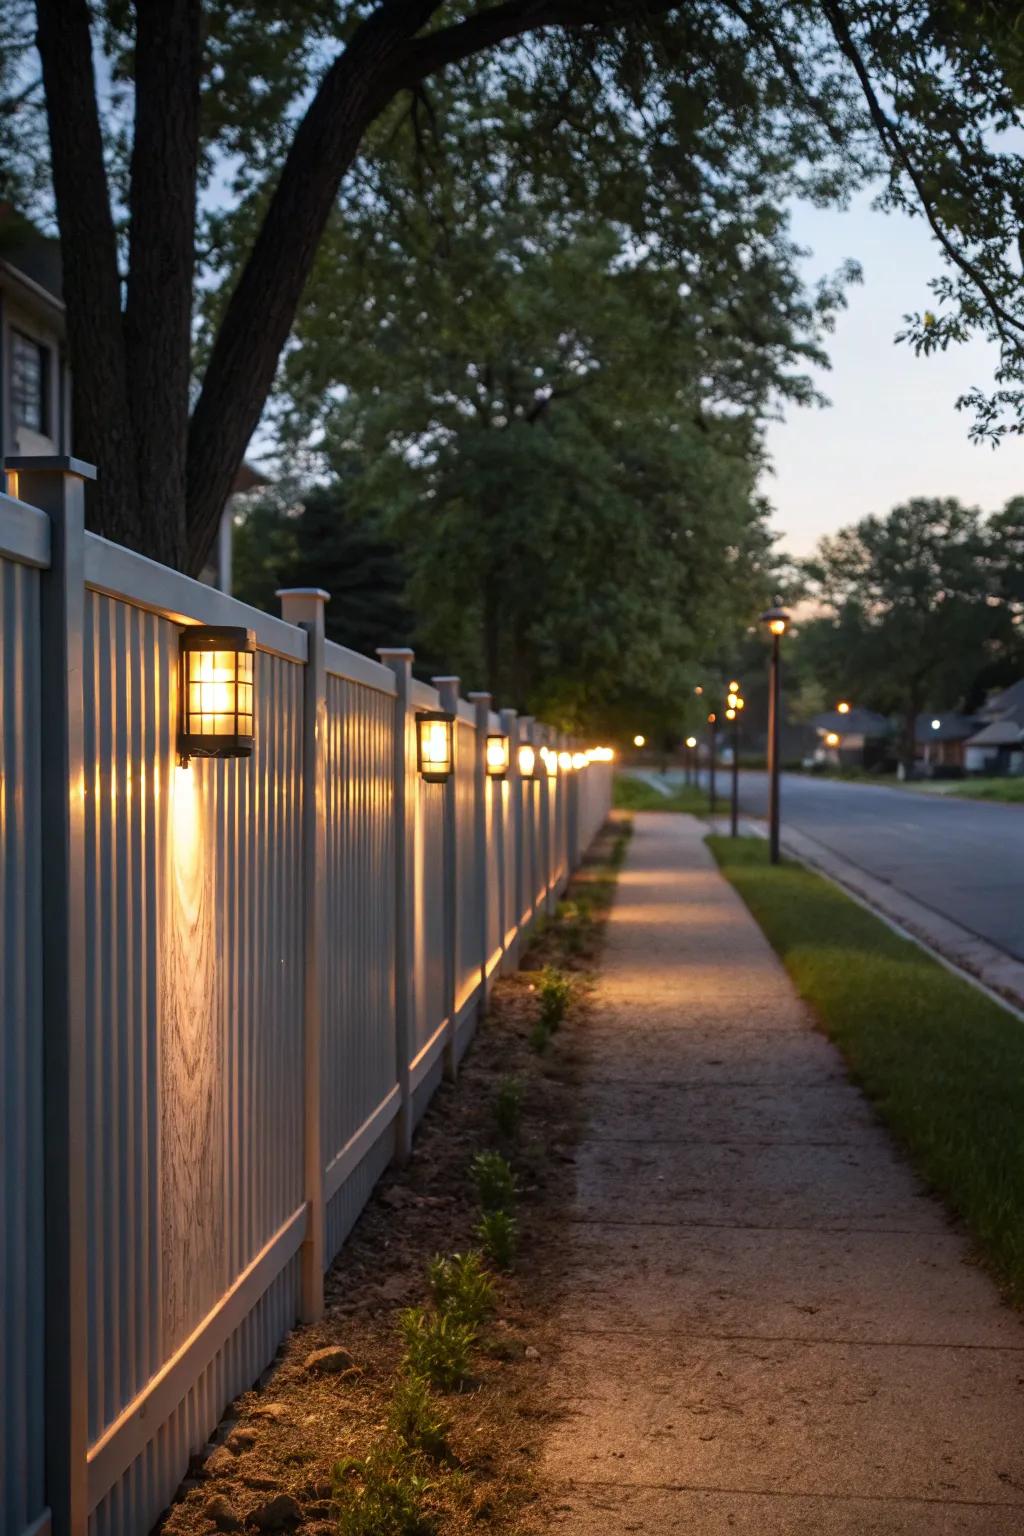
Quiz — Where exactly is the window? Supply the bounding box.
[11,330,48,435]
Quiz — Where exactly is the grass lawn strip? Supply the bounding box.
[613,774,710,815]
[708,834,1024,1306]
[158,815,630,1536]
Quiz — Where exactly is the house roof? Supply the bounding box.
[812,707,890,737]
[915,712,980,744]
[979,678,1024,728]
[0,204,63,307]
[967,719,1024,748]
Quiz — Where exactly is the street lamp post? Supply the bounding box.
[707,712,718,813]
[725,685,744,838]
[760,606,791,863]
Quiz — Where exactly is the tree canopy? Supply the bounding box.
[799,496,1020,768]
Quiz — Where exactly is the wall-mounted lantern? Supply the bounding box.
[558,751,573,772]
[417,711,454,782]
[518,743,536,779]
[541,746,558,778]
[178,625,255,766]
[571,751,587,771]
[486,733,510,778]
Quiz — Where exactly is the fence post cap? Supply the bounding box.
[4,454,97,480]
[376,646,415,660]
[275,586,330,601]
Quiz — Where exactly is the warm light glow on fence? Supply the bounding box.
[586,746,615,762]
[485,734,510,777]
[571,751,587,770]
[417,711,454,782]
[518,743,536,778]
[541,746,558,777]
[178,626,255,765]
[558,750,573,771]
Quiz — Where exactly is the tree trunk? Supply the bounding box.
[123,0,202,570]
[35,0,136,539]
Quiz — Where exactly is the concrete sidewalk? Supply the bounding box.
[540,812,1024,1533]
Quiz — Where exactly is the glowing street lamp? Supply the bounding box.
[825,731,841,749]
[837,700,851,715]
[633,733,646,748]
[760,605,791,863]
[728,689,744,837]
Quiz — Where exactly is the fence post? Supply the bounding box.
[568,747,580,871]
[7,455,94,1536]
[433,676,460,1081]
[277,588,328,1322]
[518,716,535,926]
[537,726,553,915]
[467,692,491,995]
[378,647,415,1162]
[499,707,520,970]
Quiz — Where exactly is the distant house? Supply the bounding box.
[810,707,891,770]
[914,713,980,777]
[965,680,1024,777]
[0,207,71,460]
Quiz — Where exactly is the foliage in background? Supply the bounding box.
[231,481,415,658]
[799,496,1020,767]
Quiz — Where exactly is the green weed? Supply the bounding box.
[427,1251,497,1326]
[388,1372,452,1461]
[334,1442,436,1536]
[494,1075,524,1139]
[475,1209,518,1271]
[538,966,573,1031]
[470,1149,518,1212]
[399,1307,476,1391]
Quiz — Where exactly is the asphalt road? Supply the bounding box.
[728,771,1024,961]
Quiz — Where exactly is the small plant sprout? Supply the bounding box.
[494,1075,524,1138]
[427,1251,497,1325]
[399,1307,476,1391]
[389,1372,453,1461]
[538,967,574,1031]
[470,1149,518,1212]
[333,1442,436,1536]
[475,1209,518,1271]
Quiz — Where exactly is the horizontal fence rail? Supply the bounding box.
[0,458,613,1536]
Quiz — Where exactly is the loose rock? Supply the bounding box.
[226,1427,258,1453]
[303,1345,355,1375]
[524,1345,541,1361]
[202,1493,241,1532]
[251,1401,288,1422]
[204,1446,237,1477]
[247,1493,302,1530]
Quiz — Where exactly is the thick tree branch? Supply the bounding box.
[124,0,202,568]
[35,0,135,536]
[185,0,679,572]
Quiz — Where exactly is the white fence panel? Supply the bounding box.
[80,557,306,1533]
[322,663,399,1260]
[0,501,48,1536]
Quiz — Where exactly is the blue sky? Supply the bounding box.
[763,188,1022,557]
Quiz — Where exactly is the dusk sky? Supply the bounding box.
[763,186,1022,557]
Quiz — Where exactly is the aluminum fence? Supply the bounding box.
[0,457,612,1536]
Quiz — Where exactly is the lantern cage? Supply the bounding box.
[485,733,510,778]
[178,625,255,765]
[417,710,455,782]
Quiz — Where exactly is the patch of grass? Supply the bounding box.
[613,774,710,813]
[399,1307,476,1392]
[708,834,1024,1303]
[538,966,574,1032]
[475,1209,518,1271]
[470,1149,518,1212]
[388,1373,453,1461]
[493,1074,525,1139]
[427,1251,496,1326]
[943,776,1024,803]
[334,1442,436,1536]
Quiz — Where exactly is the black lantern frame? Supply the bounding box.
[178,625,255,765]
[417,710,455,782]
